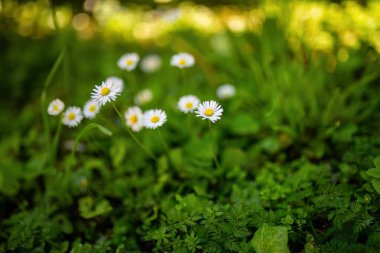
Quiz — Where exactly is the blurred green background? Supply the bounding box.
[1,0,380,252]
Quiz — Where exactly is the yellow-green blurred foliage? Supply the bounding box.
[2,0,380,54]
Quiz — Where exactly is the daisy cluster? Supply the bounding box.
[46,76,124,128]
[47,51,235,130]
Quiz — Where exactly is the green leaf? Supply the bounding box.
[374,157,380,168]
[50,241,69,253]
[251,223,290,253]
[79,197,113,219]
[0,162,22,196]
[360,171,370,181]
[367,168,380,179]
[228,114,260,135]
[371,179,380,194]
[110,140,127,167]
[222,148,246,169]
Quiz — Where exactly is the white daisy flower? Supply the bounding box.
[124,106,144,132]
[143,109,167,129]
[140,54,162,73]
[83,100,100,119]
[170,52,195,68]
[117,53,139,71]
[91,79,121,106]
[177,95,200,113]
[217,84,235,99]
[47,98,65,116]
[134,89,153,105]
[195,100,223,123]
[62,106,83,128]
[106,76,124,93]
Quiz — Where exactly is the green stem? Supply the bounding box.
[309,220,317,241]
[40,49,65,147]
[208,121,221,170]
[187,113,194,136]
[50,118,63,166]
[112,103,156,160]
[50,0,70,96]
[49,0,59,30]
[157,129,173,168]
[187,113,191,133]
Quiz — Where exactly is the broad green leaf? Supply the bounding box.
[110,140,127,167]
[371,179,380,194]
[260,137,281,154]
[367,168,380,179]
[222,148,246,169]
[251,223,290,253]
[228,114,260,135]
[374,157,380,169]
[170,148,183,170]
[360,171,370,181]
[332,123,358,142]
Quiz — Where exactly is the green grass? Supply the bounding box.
[1,10,380,253]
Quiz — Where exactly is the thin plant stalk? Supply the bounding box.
[50,118,63,166]
[208,121,221,170]
[187,113,194,136]
[40,50,65,147]
[111,103,156,160]
[49,0,69,94]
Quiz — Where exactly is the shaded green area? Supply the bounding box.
[1,5,380,253]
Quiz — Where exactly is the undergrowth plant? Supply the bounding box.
[1,4,380,253]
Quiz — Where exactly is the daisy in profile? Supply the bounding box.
[62,106,83,128]
[177,95,200,113]
[170,52,195,68]
[83,100,101,119]
[143,109,167,129]
[135,89,153,105]
[124,106,144,132]
[91,79,121,106]
[118,53,139,71]
[217,84,235,100]
[140,54,161,73]
[47,98,65,115]
[196,100,223,123]
[106,76,124,93]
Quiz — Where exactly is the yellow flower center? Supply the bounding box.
[129,115,137,124]
[100,87,110,96]
[53,105,59,111]
[185,102,193,109]
[126,59,133,66]
[179,58,187,65]
[150,116,160,123]
[205,108,214,116]
[68,112,76,121]
[89,104,97,112]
